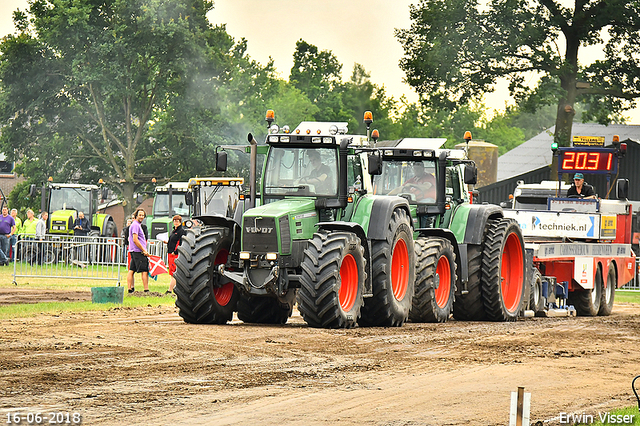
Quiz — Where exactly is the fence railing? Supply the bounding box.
[12,235,124,285]
[621,257,640,291]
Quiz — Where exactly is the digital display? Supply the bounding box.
[558,148,618,174]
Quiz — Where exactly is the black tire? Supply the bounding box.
[481,218,526,321]
[298,230,366,329]
[453,244,484,321]
[237,291,296,324]
[360,209,414,327]
[530,269,545,313]
[599,264,616,316]
[569,265,602,316]
[174,226,239,324]
[410,237,457,323]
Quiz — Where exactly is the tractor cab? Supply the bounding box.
[147,182,190,239]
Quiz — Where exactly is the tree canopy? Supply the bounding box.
[396,0,640,146]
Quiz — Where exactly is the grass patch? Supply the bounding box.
[615,290,640,304]
[0,295,176,319]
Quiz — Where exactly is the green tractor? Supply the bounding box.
[146,182,191,239]
[174,113,415,328]
[38,182,118,237]
[371,135,526,322]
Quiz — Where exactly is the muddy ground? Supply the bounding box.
[1,287,640,426]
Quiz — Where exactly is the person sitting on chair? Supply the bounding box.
[567,173,596,199]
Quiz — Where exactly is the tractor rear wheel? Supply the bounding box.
[481,218,526,321]
[298,230,366,328]
[174,226,239,324]
[360,209,414,327]
[410,237,457,323]
[237,291,296,324]
[452,244,484,321]
[569,265,602,316]
[599,264,616,316]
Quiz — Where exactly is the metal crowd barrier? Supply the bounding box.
[12,235,123,285]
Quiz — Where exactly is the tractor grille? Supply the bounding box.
[243,217,278,253]
[279,216,291,254]
[151,222,167,239]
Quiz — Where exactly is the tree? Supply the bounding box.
[0,0,269,219]
[396,0,640,148]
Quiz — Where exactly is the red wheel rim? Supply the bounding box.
[435,254,451,308]
[501,232,524,313]
[391,238,410,300]
[339,253,358,312]
[213,249,233,306]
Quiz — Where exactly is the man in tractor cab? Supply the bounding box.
[299,150,333,194]
[389,162,437,201]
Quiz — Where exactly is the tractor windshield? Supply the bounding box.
[153,192,190,216]
[373,159,437,203]
[198,186,240,218]
[263,147,338,197]
[49,187,91,213]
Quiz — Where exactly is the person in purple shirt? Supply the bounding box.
[127,208,150,293]
[0,206,16,266]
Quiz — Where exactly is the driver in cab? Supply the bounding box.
[567,172,596,199]
[299,150,332,193]
[390,162,436,200]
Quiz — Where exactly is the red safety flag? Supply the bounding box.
[148,255,168,275]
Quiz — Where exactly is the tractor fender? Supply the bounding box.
[193,215,241,248]
[97,214,116,236]
[365,197,412,241]
[316,221,373,297]
[462,204,504,245]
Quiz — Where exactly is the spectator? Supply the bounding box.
[73,211,91,262]
[165,215,186,294]
[35,212,48,265]
[0,206,16,266]
[20,210,37,236]
[127,208,150,294]
[121,218,132,263]
[9,209,22,262]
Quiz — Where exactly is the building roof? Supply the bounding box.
[497,123,640,180]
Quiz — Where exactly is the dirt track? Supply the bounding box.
[1,289,640,426]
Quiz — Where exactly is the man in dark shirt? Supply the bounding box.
[567,173,596,199]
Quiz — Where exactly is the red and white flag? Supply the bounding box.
[148,255,168,275]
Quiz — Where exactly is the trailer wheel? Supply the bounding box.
[360,209,414,327]
[410,237,457,323]
[298,230,366,328]
[481,218,525,321]
[453,244,485,321]
[569,265,602,316]
[598,263,616,316]
[174,227,239,324]
[530,269,545,314]
[237,291,296,324]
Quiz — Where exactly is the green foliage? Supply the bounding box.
[396,0,640,146]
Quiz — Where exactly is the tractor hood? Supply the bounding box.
[49,209,75,234]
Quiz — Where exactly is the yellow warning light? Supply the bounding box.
[265,110,275,121]
[372,129,380,140]
[152,177,156,183]
[296,129,300,134]
[98,178,104,184]
[306,129,311,134]
[464,131,472,141]
[363,111,373,124]
[48,176,53,182]
[613,135,620,143]
[317,129,321,134]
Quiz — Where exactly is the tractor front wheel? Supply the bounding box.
[410,237,457,323]
[298,231,366,328]
[174,226,239,324]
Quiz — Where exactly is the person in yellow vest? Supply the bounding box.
[20,210,38,236]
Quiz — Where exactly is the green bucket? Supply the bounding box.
[91,286,125,304]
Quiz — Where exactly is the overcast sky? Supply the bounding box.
[2,0,639,125]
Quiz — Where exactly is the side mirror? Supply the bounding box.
[216,151,227,172]
[185,191,193,206]
[28,184,37,197]
[367,154,382,176]
[101,188,109,200]
[136,194,144,205]
[464,164,477,185]
[615,178,629,200]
